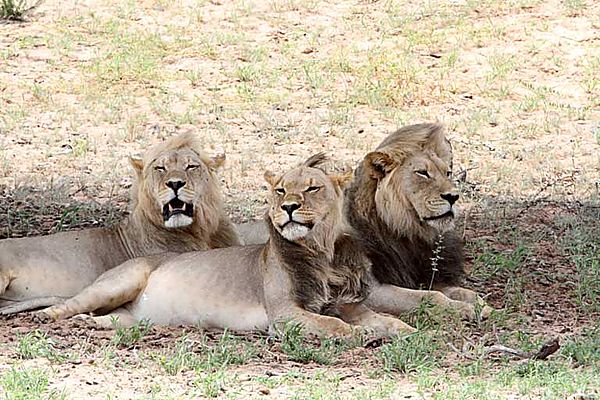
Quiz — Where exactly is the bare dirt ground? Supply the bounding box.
[1,0,599,398]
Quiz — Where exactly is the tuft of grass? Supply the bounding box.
[275,321,350,365]
[0,366,66,400]
[0,0,42,21]
[15,330,66,362]
[193,370,229,398]
[111,319,152,348]
[561,326,600,367]
[200,330,257,371]
[377,331,442,373]
[156,335,199,375]
[156,331,257,375]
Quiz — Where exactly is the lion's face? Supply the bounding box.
[132,148,224,229]
[367,147,459,235]
[265,163,346,243]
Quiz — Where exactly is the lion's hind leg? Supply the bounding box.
[72,307,138,329]
[0,296,67,315]
[36,255,166,323]
[0,273,12,308]
[338,303,416,336]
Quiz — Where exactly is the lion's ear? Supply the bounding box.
[365,151,396,180]
[330,169,354,190]
[129,155,144,176]
[264,170,279,187]
[208,153,226,171]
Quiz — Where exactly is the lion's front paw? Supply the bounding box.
[327,323,355,339]
[384,318,417,335]
[453,301,477,320]
[479,305,494,319]
[454,301,494,321]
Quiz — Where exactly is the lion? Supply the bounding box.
[36,154,415,338]
[0,133,240,315]
[236,123,488,319]
[347,123,488,318]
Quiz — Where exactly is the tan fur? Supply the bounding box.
[37,156,415,337]
[363,124,457,241]
[0,133,239,314]
[345,123,491,319]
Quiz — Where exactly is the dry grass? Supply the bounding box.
[0,0,599,398]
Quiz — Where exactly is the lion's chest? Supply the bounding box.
[294,262,370,315]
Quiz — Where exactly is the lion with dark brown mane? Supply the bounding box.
[348,123,487,318]
[0,133,239,315]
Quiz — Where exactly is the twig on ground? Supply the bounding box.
[485,337,560,360]
[448,337,560,361]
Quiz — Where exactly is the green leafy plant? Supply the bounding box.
[0,0,42,20]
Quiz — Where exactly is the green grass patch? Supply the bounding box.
[0,366,65,400]
[156,331,257,375]
[275,321,354,365]
[557,207,600,312]
[561,325,600,367]
[377,331,442,373]
[0,0,41,20]
[111,319,153,348]
[15,330,66,362]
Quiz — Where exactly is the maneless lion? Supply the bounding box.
[37,154,415,337]
[0,133,240,315]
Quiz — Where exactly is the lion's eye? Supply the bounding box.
[415,170,430,178]
[446,171,452,177]
[275,188,286,195]
[305,186,321,193]
[154,166,166,172]
[186,164,200,171]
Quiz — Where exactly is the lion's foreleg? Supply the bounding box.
[37,257,160,322]
[337,303,416,336]
[270,307,355,338]
[365,283,477,320]
[435,285,482,305]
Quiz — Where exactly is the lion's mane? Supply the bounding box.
[344,123,465,290]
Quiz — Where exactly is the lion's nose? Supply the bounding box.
[281,202,301,217]
[441,192,459,205]
[166,180,186,192]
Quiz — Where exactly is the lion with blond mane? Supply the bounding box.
[0,133,239,315]
[36,154,415,337]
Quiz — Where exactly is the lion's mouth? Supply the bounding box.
[423,210,454,221]
[162,198,194,221]
[281,220,314,230]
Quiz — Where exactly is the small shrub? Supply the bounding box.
[0,0,43,21]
